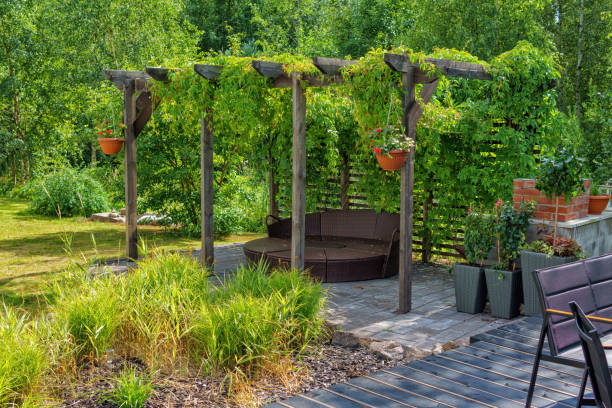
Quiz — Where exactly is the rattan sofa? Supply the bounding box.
[243,209,400,282]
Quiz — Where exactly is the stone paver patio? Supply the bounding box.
[96,242,519,353]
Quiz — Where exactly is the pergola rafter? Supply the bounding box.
[104,53,492,313]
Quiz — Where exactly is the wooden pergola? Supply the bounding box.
[103,54,491,313]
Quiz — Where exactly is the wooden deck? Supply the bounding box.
[265,317,587,408]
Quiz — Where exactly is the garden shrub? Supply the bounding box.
[29,168,110,217]
[0,306,47,406]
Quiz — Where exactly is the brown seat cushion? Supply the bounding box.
[243,237,291,254]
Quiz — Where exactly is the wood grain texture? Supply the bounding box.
[123,79,138,260]
[291,73,306,270]
[201,115,214,266]
[194,64,223,80]
[312,57,357,75]
[384,53,492,81]
[399,68,415,314]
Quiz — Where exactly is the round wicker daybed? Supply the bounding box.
[243,210,400,282]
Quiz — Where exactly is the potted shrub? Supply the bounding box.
[588,184,611,215]
[484,200,533,319]
[535,148,585,243]
[453,207,495,314]
[96,120,126,155]
[369,125,415,171]
[520,234,582,316]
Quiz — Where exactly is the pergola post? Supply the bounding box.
[123,79,138,260]
[201,115,214,266]
[399,68,416,313]
[291,73,306,270]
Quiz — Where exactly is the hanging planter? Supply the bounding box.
[98,138,126,155]
[369,126,414,172]
[95,120,126,155]
[376,149,409,171]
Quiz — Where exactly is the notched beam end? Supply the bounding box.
[312,56,357,76]
[194,64,222,80]
[145,67,177,82]
[252,60,285,78]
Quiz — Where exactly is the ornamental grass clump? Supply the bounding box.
[191,260,326,376]
[0,306,48,406]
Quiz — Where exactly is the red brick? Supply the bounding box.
[524,179,536,188]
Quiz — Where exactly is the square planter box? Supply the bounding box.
[484,268,522,319]
[453,264,487,314]
[520,250,575,317]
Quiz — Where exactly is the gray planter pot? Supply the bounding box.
[453,264,487,314]
[520,250,575,316]
[484,268,522,319]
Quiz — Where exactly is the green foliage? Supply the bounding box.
[463,210,495,266]
[524,234,583,258]
[30,168,110,217]
[494,200,534,270]
[580,84,612,184]
[535,147,586,203]
[54,279,121,361]
[103,367,154,408]
[369,126,415,155]
[190,261,325,374]
[0,306,47,406]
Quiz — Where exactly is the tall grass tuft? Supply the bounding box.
[191,260,326,375]
[103,366,154,408]
[0,305,47,406]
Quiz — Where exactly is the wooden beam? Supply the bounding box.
[399,68,416,314]
[312,57,357,76]
[103,69,151,92]
[291,72,306,270]
[252,60,339,88]
[408,79,439,128]
[134,91,156,137]
[194,64,223,80]
[201,115,214,267]
[145,67,175,82]
[123,79,138,259]
[384,54,492,82]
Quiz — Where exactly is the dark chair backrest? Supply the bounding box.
[534,254,612,355]
[569,301,612,407]
[267,210,399,242]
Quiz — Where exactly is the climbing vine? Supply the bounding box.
[137,43,567,259]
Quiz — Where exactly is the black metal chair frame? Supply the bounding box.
[569,301,612,407]
[525,255,612,407]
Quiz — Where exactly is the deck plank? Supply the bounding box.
[266,318,588,408]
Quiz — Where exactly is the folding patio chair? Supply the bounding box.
[525,254,612,407]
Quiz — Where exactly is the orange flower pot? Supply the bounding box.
[376,149,409,171]
[98,138,125,155]
[588,195,610,215]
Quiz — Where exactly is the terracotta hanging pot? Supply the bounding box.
[98,138,125,155]
[376,149,409,171]
[588,194,611,215]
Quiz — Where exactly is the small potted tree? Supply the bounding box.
[369,125,415,171]
[534,148,585,243]
[485,200,533,319]
[96,120,126,155]
[520,232,583,316]
[454,207,495,314]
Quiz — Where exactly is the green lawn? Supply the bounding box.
[0,198,263,313]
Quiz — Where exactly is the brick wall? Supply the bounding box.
[513,178,591,222]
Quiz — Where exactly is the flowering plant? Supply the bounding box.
[95,120,125,139]
[368,125,415,155]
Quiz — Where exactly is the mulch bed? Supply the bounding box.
[60,343,400,407]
